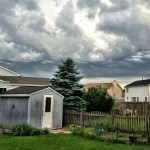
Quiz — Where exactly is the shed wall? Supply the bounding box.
[52,93,63,128]
[0,97,28,128]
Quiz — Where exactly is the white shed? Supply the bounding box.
[0,86,63,129]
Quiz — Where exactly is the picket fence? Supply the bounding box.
[63,110,150,132]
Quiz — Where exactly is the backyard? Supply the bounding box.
[0,134,150,150]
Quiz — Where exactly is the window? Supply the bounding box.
[145,97,147,102]
[137,97,139,102]
[0,88,6,93]
[132,97,136,102]
[127,97,128,100]
[126,88,129,93]
[45,97,51,112]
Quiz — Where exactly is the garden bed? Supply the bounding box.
[69,125,149,144]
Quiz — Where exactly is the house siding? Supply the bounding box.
[0,97,28,128]
[0,67,18,76]
[125,85,149,102]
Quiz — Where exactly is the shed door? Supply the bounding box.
[42,95,53,128]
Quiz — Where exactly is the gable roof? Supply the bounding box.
[83,83,113,89]
[126,79,150,87]
[0,86,48,94]
[0,76,49,85]
[0,66,20,76]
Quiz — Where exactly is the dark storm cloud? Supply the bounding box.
[77,59,150,78]
[76,0,150,78]
[1,0,150,81]
[0,0,54,63]
[55,1,81,37]
[0,60,58,78]
[77,0,100,9]
[96,0,150,60]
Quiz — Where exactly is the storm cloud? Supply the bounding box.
[1,0,150,86]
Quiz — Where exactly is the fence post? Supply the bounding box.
[111,111,115,126]
[80,111,83,127]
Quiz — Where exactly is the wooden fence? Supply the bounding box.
[125,102,150,115]
[64,110,150,132]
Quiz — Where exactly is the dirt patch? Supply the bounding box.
[50,127,71,134]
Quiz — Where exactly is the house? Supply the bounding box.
[0,66,20,76]
[125,79,150,102]
[0,76,50,92]
[0,65,50,92]
[0,86,63,129]
[83,80,124,100]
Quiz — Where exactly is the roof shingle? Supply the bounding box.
[0,86,48,94]
[126,79,150,87]
[0,76,49,85]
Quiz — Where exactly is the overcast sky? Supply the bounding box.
[0,0,150,88]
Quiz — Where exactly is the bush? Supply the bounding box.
[84,86,114,113]
[11,123,49,136]
[69,124,84,135]
[92,120,116,133]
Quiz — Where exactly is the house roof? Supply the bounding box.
[126,79,150,87]
[0,76,49,85]
[0,86,49,94]
[83,83,113,89]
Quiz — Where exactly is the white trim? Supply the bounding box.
[0,80,9,83]
[0,66,20,76]
[0,94,29,97]
[27,96,31,124]
[42,95,53,128]
[10,84,48,86]
[31,87,64,98]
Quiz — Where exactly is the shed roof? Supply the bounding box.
[0,76,49,85]
[126,79,150,87]
[0,86,64,98]
[0,86,48,94]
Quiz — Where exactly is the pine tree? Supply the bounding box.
[50,58,86,111]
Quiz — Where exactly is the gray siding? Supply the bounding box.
[30,91,43,128]
[44,89,53,95]
[0,97,28,128]
[52,93,63,128]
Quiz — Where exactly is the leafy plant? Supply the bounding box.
[11,123,49,136]
[69,124,84,135]
[84,86,114,113]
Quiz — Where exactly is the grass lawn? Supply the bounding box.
[0,134,150,150]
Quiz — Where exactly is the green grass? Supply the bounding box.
[0,134,150,150]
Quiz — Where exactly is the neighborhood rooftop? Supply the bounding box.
[0,76,49,85]
[83,83,113,89]
[126,79,150,87]
[0,86,49,94]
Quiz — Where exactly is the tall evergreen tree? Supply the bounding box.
[50,58,86,111]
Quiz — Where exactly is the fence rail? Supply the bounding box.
[64,110,150,132]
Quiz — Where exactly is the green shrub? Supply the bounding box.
[92,120,116,133]
[11,123,49,136]
[69,124,84,135]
